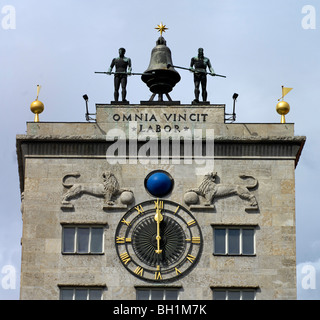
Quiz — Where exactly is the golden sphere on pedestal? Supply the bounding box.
[276,101,290,115]
[276,101,290,123]
[30,100,44,122]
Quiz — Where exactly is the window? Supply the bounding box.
[62,226,104,254]
[60,287,103,300]
[213,227,255,255]
[212,288,256,300]
[136,288,180,300]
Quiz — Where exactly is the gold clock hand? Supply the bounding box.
[154,200,163,254]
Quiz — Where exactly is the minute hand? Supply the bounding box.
[154,208,163,254]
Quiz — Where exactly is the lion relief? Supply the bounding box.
[61,171,133,207]
[185,172,258,209]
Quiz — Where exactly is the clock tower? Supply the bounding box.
[16,26,305,300]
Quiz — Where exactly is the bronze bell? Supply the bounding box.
[141,37,180,95]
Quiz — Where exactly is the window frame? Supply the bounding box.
[61,225,105,254]
[212,225,257,256]
[136,287,181,300]
[59,286,104,300]
[212,287,257,300]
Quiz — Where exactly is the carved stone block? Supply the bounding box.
[61,171,134,210]
[184,171,258,210]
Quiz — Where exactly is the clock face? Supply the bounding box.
[115,199,203,283]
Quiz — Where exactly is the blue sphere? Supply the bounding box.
[145,171,173,197]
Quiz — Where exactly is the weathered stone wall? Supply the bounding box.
[17,104,304,300]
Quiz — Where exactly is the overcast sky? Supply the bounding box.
[0,0,319,299]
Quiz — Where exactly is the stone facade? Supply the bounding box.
[16,104,305,300]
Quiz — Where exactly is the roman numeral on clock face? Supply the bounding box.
[135,205,144,215]
[187,219,196,227]
[116,237,132,244]
[186,237,201,244]
[134,266,144,276]
[119,252,131,265]
[121,218,131,226]
[186,254,196,263]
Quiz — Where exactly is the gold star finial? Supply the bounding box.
[155,22,168,37]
